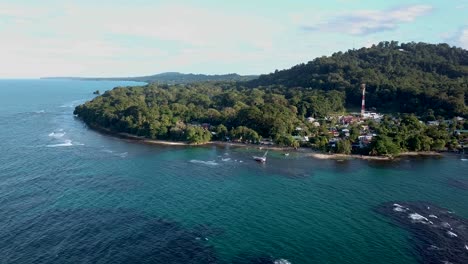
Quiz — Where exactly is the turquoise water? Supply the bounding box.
[0,79,467,264]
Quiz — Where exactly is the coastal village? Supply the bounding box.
[200,84,468,156]
[209,110,467,154]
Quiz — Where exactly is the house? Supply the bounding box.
[328,127,339,137]
[454,130,468,136]
[362,112,383,120]
[260,138,274,145]
[307,117,316,123]
[340,115,357,125]
[341,128,350,137]
[292,136,309,142]
[427,121,440,126]
[358,135,373,148]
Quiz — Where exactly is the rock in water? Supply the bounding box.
[375,201,468,264]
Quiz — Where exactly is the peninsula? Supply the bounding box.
[74,41,468,157]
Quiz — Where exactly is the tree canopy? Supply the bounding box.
[248,41,468,117]
[74,82,344,145]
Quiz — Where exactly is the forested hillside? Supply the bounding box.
[249,41,468,117]
[74,83,344,144]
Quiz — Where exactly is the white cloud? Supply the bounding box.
[301,4,433,35]
[454,27,468,49]
[0,2,285,77]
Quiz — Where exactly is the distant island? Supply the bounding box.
[43,72,258,84]
[74,41,468,158]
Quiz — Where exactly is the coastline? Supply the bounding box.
[84,123,444,161]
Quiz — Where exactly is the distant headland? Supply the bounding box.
[42,72,258,84]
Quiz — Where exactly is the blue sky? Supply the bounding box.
[1,0,466,78]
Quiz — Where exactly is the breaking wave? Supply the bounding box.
[189,160,219,166]
[102,149,128,158]
[274,259,292,264]
[48,132,66,138]
[47,140,73,147]
[46,140,83,148]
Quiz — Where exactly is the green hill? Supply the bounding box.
[248,41,468,117]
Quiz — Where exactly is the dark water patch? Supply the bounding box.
[366,156,443,171]
[0,208,219,264]
[249,158,313,179]
[375,201,468,264]
[447,179,468,191]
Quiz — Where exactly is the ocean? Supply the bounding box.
[0,79,467,264]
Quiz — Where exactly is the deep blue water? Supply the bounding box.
[0,79,467,264]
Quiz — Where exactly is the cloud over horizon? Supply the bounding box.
[0,0,465,78]
[301,4,433,36]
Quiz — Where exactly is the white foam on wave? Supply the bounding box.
[222,158,231,162]
[48,132,66,138]
[428,245,440,250]
[47,139,73,147]
[441,222,451,229]
[34,110,45,114]
[465,244,468,251]
[428,214,438,219]
[408,213,431,224]
[102,149,127,158]
[190,160,219,166]
[393,203,408,212]
[461,159,468,161]
[446,231,458,237]
[274,259,292,264]
[117,152,128,158]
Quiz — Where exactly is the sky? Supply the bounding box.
[0,0,467,78]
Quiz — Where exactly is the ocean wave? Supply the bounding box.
[222,158,231,162]
[48,132,66,138]
[46,140,83,147]
[408,213,431,224]
[34,110,45,114]
[46,140,73,147]
[393,203,408,212]
[274,259,292,264]
[446,231,458,237]
[102,149,128,158]
[117,152,128,158]
[189,160,219,166]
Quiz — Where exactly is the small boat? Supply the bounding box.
[284,153,290,156]
[253,151,268,163]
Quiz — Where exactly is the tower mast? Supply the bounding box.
[361,83,366,117]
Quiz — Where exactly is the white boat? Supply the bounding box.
[253,151,268,163]
[284,153,290,156]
